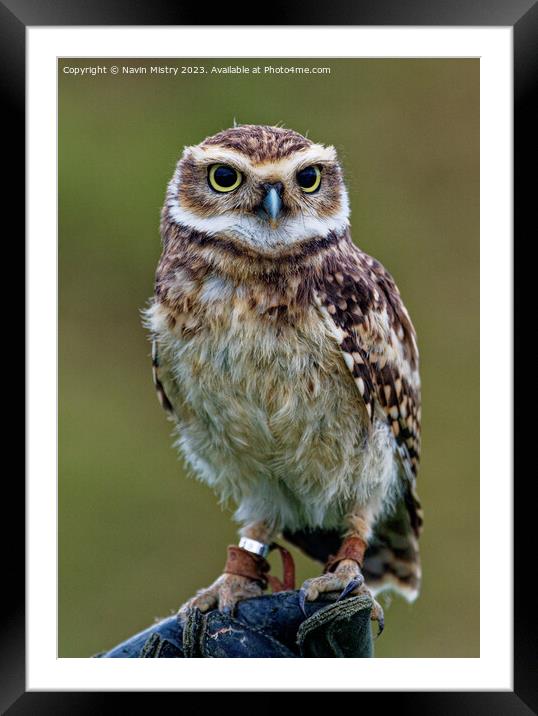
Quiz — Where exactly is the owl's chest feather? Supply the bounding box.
[150,281,395,530]
[169,294,362,449]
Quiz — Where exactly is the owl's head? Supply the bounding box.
[164,125,350,251]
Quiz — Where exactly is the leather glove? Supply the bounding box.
[96,591,374,658]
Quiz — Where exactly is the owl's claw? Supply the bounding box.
[375,611,385,638]
[178,573,263,621]
[335,576,364,603]
[298,585,309,616]
[297,574,362,616]
[368,595,385,638]
[298,561,384,636]
[298,559,364,616]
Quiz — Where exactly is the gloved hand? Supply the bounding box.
[96,591,374,658]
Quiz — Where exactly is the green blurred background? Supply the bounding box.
[59,58,479,658]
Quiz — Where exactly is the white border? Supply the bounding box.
[27,27,512,691]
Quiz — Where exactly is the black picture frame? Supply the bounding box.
[4,0,533,709]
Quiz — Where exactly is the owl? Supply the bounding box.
[145,125,423,633]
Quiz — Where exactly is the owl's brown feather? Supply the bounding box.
[202,125,312,163]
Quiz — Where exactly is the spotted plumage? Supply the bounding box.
[313,245,422,528]
[145,125,423,618]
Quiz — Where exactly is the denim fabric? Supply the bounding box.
[96,591,373,658]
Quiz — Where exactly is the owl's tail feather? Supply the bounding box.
[362,499,422,603]
[283,495,421,603]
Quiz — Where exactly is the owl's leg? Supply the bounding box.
[299,508,384,635]
[178,522,275,620]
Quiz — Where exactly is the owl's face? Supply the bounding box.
[165,125,350,251]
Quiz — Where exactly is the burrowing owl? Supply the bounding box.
[145,125,423,632]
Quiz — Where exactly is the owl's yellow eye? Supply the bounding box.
[297,165,321,193]
[208,164,242,193]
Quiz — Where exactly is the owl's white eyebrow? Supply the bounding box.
[187,143,337,179]
[187,146,251,173]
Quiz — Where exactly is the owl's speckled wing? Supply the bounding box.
[314,243,423,536]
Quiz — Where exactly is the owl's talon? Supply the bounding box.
[369,597,385,637]
[299,558,364,613]
[335,576,364,602]
[375,614,385,639]
[298,585,310,616]
[178,573,264,621]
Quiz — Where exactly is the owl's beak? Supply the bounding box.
[261,183,283,228]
